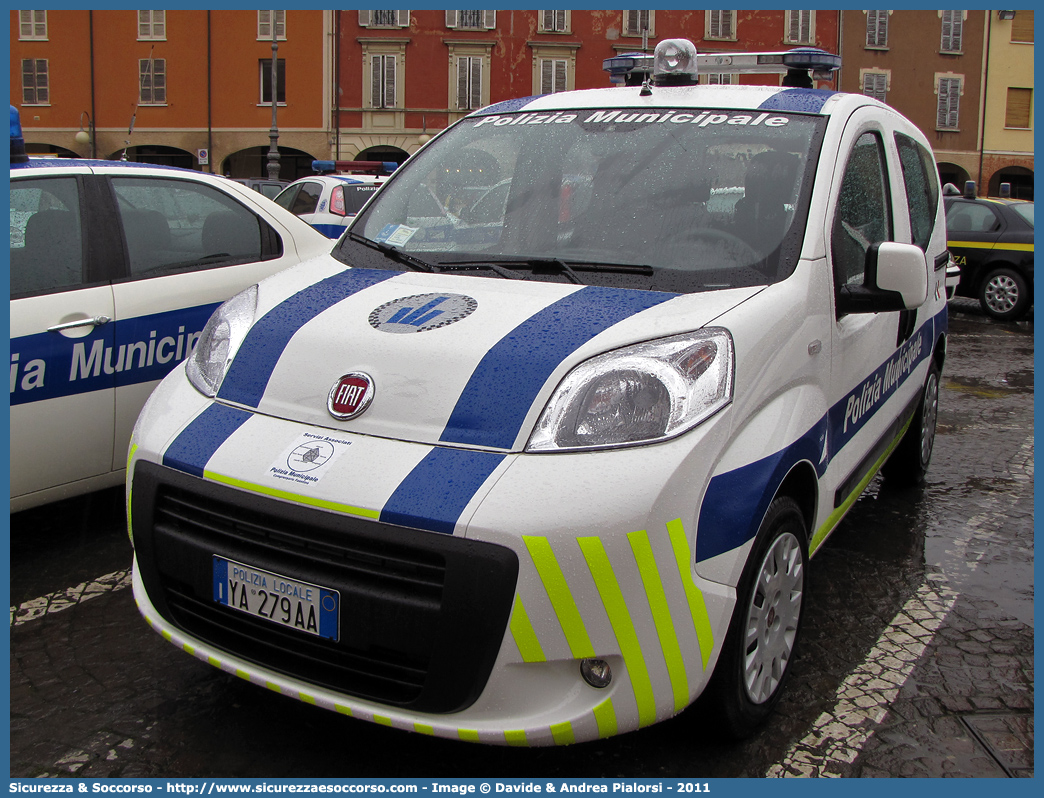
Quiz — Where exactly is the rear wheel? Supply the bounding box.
[709,496,807,738]
[883,360,940,486]
[979,267,1029,320]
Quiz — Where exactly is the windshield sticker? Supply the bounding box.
[473,110,789,129]
[268,432,353,487]
[374,223,419,247]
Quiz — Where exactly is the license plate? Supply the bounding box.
[213,557,339,641]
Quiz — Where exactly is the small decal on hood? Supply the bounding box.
[269,432,353,487]
[369,293,477,334]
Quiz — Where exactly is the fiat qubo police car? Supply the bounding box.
[129,41,949,745]
[9,106,330,512]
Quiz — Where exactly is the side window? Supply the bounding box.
[946,201,1001,234]
[895,133,940,250]
[288,181,323,215]
[10,177,85,297]
[831,132,892,290]
[111,177,268,278]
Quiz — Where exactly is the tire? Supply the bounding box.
[883,360,940,486]
[979,267,1030,321]
[708,496,808,739]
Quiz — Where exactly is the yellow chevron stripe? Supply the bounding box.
[577,536,657,727]
[523,536,595,658]
[509,595,547,662]
[628,529,689,712]
[666,518,715,669]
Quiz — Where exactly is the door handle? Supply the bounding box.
[47,315,112,333]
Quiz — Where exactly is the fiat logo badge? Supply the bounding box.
[328,372,374,420]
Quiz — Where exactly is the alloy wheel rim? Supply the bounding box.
[985,275,1019,314]
[741,530,804,704]
[921,371,939,465]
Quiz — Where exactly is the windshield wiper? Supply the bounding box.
[346,231,439,273]
[441,256,655,278]
[432,262,526,280]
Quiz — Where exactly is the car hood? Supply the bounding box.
[214,265,762,451]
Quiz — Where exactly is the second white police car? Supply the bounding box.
[9,107,331,512]
[128,40,949,745]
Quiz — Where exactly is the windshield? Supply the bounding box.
[340,107,826,293]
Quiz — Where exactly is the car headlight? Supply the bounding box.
[527,329,734,451]
[186,285,258,397]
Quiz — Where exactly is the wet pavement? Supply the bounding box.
[8,298,1034,779]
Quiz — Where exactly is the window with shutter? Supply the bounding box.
[258,10,286,40]
[138,11,166,40]
[862,72,887,103]
[456,56,483,110]
[21,59,48,104]
[370,54,396,108]
[866,11,888,47]
[1005,88,1032,129]
[940,11,963,52]
[708,10,734,39]
[140,58,166,105]
[19,10,47,40]
[1010,11,1034,43]
[542,10,568,32]
[540,59,567,94]
[787,10,813,43]
[625,10,651,36]
[936,77,961,129]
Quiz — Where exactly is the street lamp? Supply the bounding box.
[266,10,281,180]
[998,11,1016,20]
[74,111,95,158]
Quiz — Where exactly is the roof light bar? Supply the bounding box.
[312,160,397,175]
[602,39,841,85]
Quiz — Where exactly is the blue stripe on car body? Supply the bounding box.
[379,448,507,535]
[695,309,942,562]
[757,89,839,113]
[217,268,396,408]
[440,286,679,450]
[162,403,252,478]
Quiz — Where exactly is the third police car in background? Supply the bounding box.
[128,40,950,746]
[274,168,391,239]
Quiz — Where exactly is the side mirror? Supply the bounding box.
[837,242,929,314]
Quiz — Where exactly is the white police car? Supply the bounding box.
[274,166,392,238]
[128,41,949,745]
[9,106,331,512]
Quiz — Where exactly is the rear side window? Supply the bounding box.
[10,176,85,297]
[895,132,940,250]
[282,181,323,215]
[946,201,1001,234]
[112,177,267,278]
[831,132,892,289]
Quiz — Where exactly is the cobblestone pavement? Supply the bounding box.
[8,300,1033,778]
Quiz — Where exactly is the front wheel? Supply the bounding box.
[708,496,808,738]
[979,267,1030,320]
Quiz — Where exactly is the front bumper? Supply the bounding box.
[129,384,736,745]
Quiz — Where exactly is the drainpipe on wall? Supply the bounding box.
[207,11,213,173]
[976,11,990,194]
[836,9,844,91]
[334,10,341,161]
[88,11,96,158]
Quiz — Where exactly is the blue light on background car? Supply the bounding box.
[10,105,29,164]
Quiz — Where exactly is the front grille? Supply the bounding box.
[133,460,518,713]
